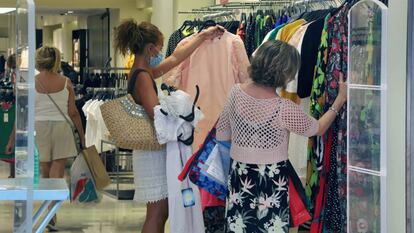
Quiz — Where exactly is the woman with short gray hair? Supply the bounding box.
[217,40,347,233]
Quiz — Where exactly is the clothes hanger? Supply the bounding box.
[198,19,216,32]
[177,128,195,146]
[179,85,200,122]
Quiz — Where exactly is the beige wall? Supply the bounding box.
[173,0,215,29]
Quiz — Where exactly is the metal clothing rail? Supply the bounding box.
[86,67,130,71]
[197,0,341,10]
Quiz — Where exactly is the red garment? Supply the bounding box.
[310,130,333,233]
[237,23,246,42]
[289,177,312,226]
[200,189,225,210]
[1,158,14,163]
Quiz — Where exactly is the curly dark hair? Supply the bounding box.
[114,19,164,56]
[249,40,300,88]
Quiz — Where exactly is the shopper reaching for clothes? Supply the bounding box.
[113,19,224,233]
[216,40,347,233]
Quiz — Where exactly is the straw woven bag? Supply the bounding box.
[100,94,164,151]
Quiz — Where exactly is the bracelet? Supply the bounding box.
[329,107,339,116]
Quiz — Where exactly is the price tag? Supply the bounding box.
[181,188,195,208]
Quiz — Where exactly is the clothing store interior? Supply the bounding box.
[0,0,411,232]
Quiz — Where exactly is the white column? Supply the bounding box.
[386,0,408,232]
[151,0,174,50]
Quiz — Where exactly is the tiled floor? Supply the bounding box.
[0,162,306,233]
[0,161,168,233]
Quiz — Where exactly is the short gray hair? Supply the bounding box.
[249,40,300,88]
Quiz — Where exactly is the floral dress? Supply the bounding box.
[225,160,290,233]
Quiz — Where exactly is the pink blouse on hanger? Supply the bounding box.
[164,31,250,149]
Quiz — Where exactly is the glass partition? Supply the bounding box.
[347,1,388,232]
[12,0,36,232]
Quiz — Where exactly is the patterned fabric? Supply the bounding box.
[254,15,264,49]
[166,30,185,58]
[204,206,226,233]
[216,84,319,165]
[306,12,331,213]
[183,127,229,201]
[225,160,289,233]
[237,23,246,42]
[323,6,349,232]
[263,16,275,40]
[245,14,256,58]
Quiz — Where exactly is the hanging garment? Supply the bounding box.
[309,6,349,233]
[254,14,265,48]
[164,31,249,150]
[82,99,114,153]
[236,22,246,42]
[0,102,15,160]
[297,17,326,98]
[284,23,313,180]
[306,12,331,213]
[276,19,306,42]
[166,30,186,58]
[245,15,256,57]
[277,19,307,104]
[154,89,205,233]
[263,15,275,39]
[283,22,312,102]
[322,6,349,233]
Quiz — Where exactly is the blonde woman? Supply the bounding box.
[35,46,85,230]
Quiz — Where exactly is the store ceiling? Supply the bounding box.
[36,8,107,16]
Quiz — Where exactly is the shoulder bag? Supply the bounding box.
[99,70,164,151]
[37,79,111,190]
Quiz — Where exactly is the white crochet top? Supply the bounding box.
[216,84,319,164]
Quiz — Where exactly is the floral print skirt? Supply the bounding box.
[225,160,289,233]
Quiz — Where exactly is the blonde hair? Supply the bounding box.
[36,46,61,73]
[249,40,300,88]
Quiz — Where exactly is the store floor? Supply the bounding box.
[0,162,306,233]
[0,161,170,233]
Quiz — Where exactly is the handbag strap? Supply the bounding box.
[36,78,74,128]
[37,78,82,152]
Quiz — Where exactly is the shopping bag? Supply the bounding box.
[82,146,111,190]
[178,127,229,201]
[70,153,101,204]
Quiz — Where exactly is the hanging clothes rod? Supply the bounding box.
[202,0,293,9]
[202,11,236,20]
[178,10,231,14]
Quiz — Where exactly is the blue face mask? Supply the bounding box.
[149,52,164,67]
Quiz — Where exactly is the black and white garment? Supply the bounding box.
[166,30,186,58]
[225,160,290,233]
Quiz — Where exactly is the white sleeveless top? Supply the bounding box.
[35,78,70,121]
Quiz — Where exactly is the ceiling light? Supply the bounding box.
[67,10,74,14]
[0,8,15,14]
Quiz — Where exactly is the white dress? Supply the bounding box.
[132,149,168,203]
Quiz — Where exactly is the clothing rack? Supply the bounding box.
[81,67,129,95]
[85,87,127,100]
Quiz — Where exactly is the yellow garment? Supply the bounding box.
[125,54,134,69]
[276,19,307,42]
